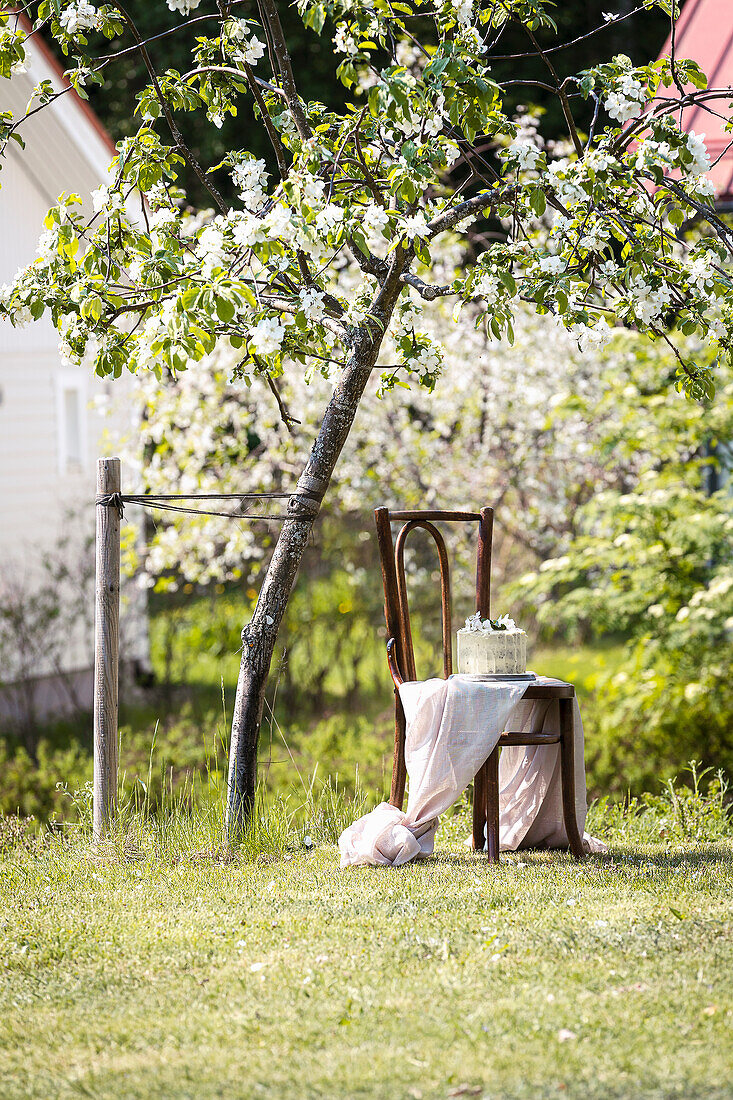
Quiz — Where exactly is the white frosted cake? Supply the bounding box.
[457,613,527,676]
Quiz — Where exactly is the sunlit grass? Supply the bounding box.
[1,769,731,1100]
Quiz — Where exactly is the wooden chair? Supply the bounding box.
[374,506,587,862]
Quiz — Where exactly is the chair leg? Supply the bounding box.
[485,746,500,864]
[559,698,587,860]
[472,760,487,852]
[389,695,407,810]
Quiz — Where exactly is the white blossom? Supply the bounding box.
[166,0,202,14]
[227,19,249,41]
[314,203,344,234]
[605,74,646,124]
[475,273,500,299]
[362,203,389,246]
[598,260,620,279]
[196,225,227,276]
[508,138,541,171]
[148,206,178,231]
[686,131,711,176]
[578,223,610,253]
[240,35,265,66]
[571,317,613,354]
[539,255,565,275]
[232,158,268,209]
[301,174,326,207]
[686,257,715,293]
[59,1,97,35]
[707,316,726,340]
[264,203,295,242]
[231,211,267,249]
[635,139,677,173]
[694,176,716,200]
[630,277,673,325]
[403,212,430,240]
[227,19,266,64]
[91,184,124,216]
[442,140,461,167]
[546,159,586,206]
[299,287,326,322]
[452,0,473,28]
[333,25,357,55]
[249,317,286,356]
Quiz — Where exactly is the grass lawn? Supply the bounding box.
[1,801,731,1100]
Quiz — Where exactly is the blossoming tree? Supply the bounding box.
[2,0,733,831]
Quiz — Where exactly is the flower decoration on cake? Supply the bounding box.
[463,612,525,634]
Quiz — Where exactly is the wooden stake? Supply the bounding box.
[93,457,121,839]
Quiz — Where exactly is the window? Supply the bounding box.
[63,387,82,470]
[56,370,87,474]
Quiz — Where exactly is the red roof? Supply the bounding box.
[17,11,117,158]
[658,0,733,204]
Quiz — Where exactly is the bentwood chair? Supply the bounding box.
[374,506,587,862]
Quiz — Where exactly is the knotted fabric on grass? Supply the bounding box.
[338,675,606,867]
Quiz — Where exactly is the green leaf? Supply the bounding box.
[529,189,546,217]
[216,297,235,323]
[414,237,431,265]
[499,270,516,297]
[80,294,104,322]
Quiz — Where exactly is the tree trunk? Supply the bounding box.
[225,267,405,835]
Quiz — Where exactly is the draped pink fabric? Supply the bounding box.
[338,675,606,867]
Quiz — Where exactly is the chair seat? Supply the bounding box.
[523,682,574,699]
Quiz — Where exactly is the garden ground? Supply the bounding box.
[1,787,731,1100]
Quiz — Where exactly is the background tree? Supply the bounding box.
[2,0,733,833]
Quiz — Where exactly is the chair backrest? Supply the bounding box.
[374,507,494,684]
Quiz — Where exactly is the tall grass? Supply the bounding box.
[42,713,370,865]
[586,761,733,845]
[3,753,730,869]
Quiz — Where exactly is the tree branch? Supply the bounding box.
[252,355,300,434]
[349,241,388,279]
[258,0,311,141]
[399,272,452,300]
[427,187,515,237]
[241,62,289,181]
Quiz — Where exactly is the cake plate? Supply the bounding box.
[458,672,537,681]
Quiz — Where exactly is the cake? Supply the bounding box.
[457,613,528,676]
